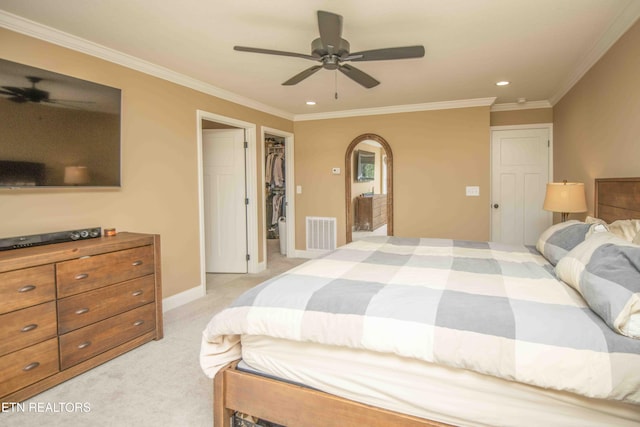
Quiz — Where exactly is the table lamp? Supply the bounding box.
[543,181,587,222]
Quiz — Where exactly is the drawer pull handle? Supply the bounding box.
[77,341,91,349]
[75,273,89,280]
[133,320,145,327]
[132,290,144,297]
[21,324,38,332]
[23,362,40,372]
[132,260,143,266]
[18,285,36,293]
[75,308,90,315]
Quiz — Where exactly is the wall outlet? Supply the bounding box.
[331,167,341,175]
[466,186,480,196]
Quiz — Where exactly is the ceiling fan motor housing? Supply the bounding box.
[311,37,350,68]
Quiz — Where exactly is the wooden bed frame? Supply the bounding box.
[212,177,640,427]
[214,361,451,427]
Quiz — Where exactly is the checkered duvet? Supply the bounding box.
[200,236,640,404]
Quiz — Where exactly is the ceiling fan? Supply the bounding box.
[0,76,52,103]
[0,76,90,108]
[234,10,425,89]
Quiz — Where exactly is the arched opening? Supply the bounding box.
[345,134,393,243]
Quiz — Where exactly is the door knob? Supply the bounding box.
[493,203,499,209]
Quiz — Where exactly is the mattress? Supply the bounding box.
[240,334,640,427]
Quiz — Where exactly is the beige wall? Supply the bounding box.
[293,107,491,249]
[0,28,293,298]
[490,108,553,127]
[553,19,640,217]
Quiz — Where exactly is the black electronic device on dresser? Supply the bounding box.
[0,227,102,251]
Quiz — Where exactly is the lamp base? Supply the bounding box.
[561,212,569,222]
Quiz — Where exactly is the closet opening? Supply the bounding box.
[261,127,298,273]
[265,134,286,254]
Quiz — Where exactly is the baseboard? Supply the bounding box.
[294,249,329,259]
[162,285,205,312]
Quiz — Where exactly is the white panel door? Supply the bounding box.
[203,129,247,273]
[491,128,551,246]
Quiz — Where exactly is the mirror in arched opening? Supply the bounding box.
[345,134,393,243]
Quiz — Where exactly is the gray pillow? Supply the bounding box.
[556,232,640,339]
[536,220,592,266]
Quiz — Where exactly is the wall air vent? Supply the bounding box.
[305,216,336,252]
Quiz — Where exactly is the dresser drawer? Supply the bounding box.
[58,275,156,334]
[56,245,154,298]
[0,301,57,357]
[0,338,59,398]
[59,303,155,370]
[0,265,55,315]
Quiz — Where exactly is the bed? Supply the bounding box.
[201,177,640,427]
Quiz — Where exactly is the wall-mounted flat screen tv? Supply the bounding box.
[0,58,121,188]
[354,149,375,182]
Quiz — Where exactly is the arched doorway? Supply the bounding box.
[345,133,393,243]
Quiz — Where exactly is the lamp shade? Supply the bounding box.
[64,166,89,185]
[543,182,587,213]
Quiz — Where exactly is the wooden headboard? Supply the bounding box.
[594,177,640,222]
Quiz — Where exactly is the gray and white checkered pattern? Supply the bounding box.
[556,232,640,339]
[201,236,640,404]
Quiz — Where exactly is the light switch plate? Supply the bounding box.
[466,186,480,196]
[296,185,302,194]
[332,167,341,175]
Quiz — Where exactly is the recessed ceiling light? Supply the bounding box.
[496,81,510,86]
[306,101,316,105]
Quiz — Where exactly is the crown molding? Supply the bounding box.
[0,10,294,121]
[294,97,497,122]
[549,2,640,106]
[490,100,552,112]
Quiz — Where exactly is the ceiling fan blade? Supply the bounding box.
[338,64,380,88]
[1,86,27,95]
[282,65,323,86]
[347,45,425,62]
[0,89,19,96]
[317,11,343,53]
[234,46,319,61]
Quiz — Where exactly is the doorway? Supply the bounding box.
[345,134,394,243]
[262,127,295,268]
[196,110,259,296]
[490,124,552,246]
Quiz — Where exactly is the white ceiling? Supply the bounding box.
[0,0,639,119]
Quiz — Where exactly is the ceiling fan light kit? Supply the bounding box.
[234,10,425,89]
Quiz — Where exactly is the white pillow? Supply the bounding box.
[586,216,640,242]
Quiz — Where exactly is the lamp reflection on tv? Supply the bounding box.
[64,166,90,185]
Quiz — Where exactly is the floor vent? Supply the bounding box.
[306,216,337,251]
